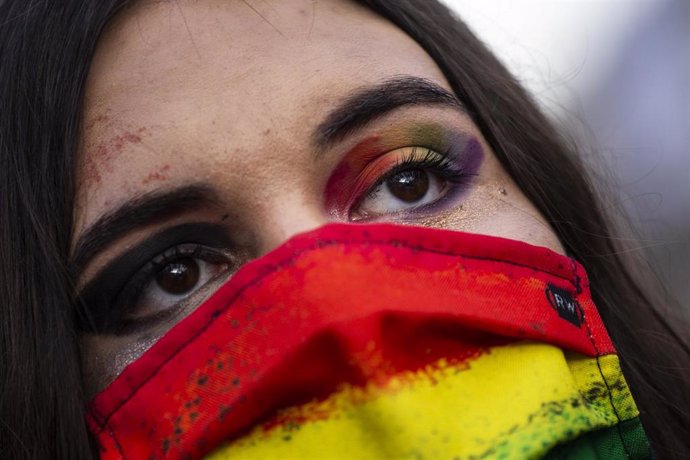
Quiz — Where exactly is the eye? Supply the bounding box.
[116,244,233,330]
[154,257,201,295]
[354,168,444,219]
[349,146,469,221]
[76,223,239,336]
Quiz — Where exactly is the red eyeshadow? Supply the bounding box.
[324,135,388,218]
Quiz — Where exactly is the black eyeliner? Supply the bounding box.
[76,222,234,334]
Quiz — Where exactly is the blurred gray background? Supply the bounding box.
[445,0,689,312]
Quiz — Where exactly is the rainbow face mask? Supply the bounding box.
[87,224,651,459]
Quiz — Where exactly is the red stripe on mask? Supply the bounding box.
[88,224,614,459]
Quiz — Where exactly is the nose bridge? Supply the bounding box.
[255,195,331,257]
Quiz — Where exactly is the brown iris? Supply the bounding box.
[155,257,200,295]
[386,169,429,203]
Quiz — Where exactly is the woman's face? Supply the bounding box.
[75,0,564,394]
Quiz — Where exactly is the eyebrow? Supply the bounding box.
[72,77,460,276]
[313,75,464,149]
[71,185,219,275]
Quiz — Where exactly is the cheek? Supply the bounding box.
[81,333,162,398]
[415,162,565,255]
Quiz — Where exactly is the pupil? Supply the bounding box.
[155,257,200,295]
[386,169,429,203]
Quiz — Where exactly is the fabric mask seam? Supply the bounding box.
[577,266,630,457]
[570,259,632,456]
[108,425,125,460]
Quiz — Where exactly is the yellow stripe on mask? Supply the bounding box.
[208,343,638,460]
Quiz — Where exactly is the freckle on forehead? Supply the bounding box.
[82,113,151,185]
[142,164,172,186]
[84,109,112,131]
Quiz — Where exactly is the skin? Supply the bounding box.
[75,0,564,395]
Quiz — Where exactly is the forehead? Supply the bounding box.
[87,0,440,126]
[77,0,449,230]
[84,0,446,123]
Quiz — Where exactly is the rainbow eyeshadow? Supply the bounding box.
[324,123,484,220]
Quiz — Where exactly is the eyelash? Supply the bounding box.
[121,244,226,302]
[78,244,232,336]
[112,244,231,332]
[352,146,472,216]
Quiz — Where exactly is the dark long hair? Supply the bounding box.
[1,1,688,458]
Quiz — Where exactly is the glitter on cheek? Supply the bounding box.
[81,332,161,396]
[414,180,515,235]
[111,334,160,379]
